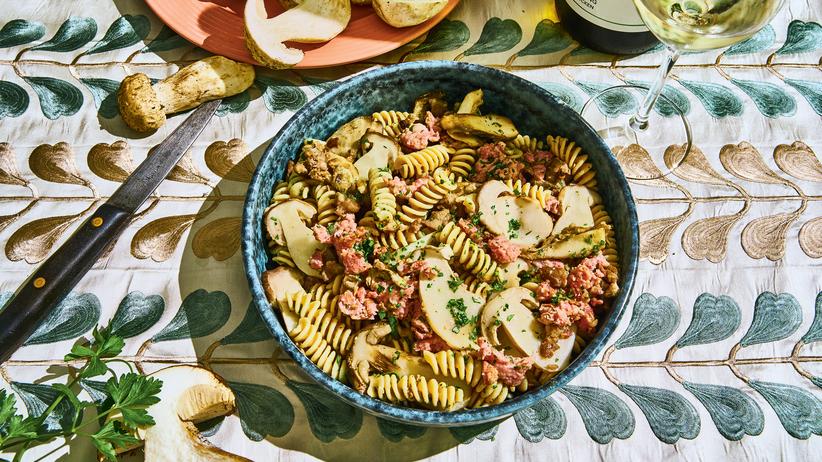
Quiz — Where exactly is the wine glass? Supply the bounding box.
[580,0,785,179]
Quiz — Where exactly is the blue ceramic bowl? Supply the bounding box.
[242,61,638,426]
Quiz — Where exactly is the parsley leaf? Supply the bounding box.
[105,373,162,430]
[91,420,140,462]
[447,275,463,291]
[446,298,471,330]
[507,218,521,238]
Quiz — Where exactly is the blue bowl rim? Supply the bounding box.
[241,60,639,426]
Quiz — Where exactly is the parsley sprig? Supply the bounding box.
[0,326,162,461]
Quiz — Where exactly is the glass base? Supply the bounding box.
[580,84,692,180]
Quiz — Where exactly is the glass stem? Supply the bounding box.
[630,47,681,131]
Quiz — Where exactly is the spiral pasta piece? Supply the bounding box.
[468,382,509,408]
[288,324,347,381]
[547,135,597,188]
[377,229,424,250]
[366,374,466,411]
[437,222,498,281]
[270,180,290,205]
[398,167,457,224]
[313,185,339,226]
[289,308,354,354]
[287,174,316,199]
[505,179,555,211]
[447,148,477,179]
[270,245,296,268]
[422,350,483,388]
[508,134,544,153]
[372,110,413,138]
[461,275,491,298]
[397,145,451,178]
[591,204,619,270]
[368,168,398,228]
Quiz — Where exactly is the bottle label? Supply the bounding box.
[564,0,648,33]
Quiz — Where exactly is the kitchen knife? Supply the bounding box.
[0,99,222,364]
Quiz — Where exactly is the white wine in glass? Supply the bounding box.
[634,0,784,51]
[581,0,785,179]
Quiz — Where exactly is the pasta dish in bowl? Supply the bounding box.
[242,61,638,425]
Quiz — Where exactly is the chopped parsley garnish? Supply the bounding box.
[435,268,444,277]
[470,211,483,226]
[392,351,401,363]
[469,324,481,341]
[376,285,385,293]
[506,314,515,322]
[353,238,375,260]
[490,278,506,293]
[584,234,594,245]
[446,298,471,331]
[550,289,571,304]
[494,318,502,326]
[448,275,463,291]
[325,222,335,234]
[508,218,521,238]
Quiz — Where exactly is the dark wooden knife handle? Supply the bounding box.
[0,203,132,363]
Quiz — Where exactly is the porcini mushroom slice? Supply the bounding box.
[419,249,484,349]
[534,326,577,372]
[353,132,400,181]
[244,0,351,69]
[524,228,607,260]
[142,365,249,462]
[552,185,595,236]
[511,196,553,247]
[262,267,304,330]
[372,0,449,28]
[274,199,327,278]
[479,286,533,347]
[347,322,463,393]
[477,180,512,235]
[327,115,373,158]
[498,258,529,289]
[457,89,484,114]
[440,114,518,140]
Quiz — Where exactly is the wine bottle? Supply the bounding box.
[556,0,659,55]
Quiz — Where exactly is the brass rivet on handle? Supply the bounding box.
[91,217,103,227]
[33,277,46,288]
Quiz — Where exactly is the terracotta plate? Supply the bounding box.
[145,0,460,68]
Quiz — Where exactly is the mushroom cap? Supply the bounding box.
[118,73,165,132]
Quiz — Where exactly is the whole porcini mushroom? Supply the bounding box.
[112,365,249,462]
[118,56,254,132]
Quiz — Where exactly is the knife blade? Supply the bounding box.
[0,99,222,364]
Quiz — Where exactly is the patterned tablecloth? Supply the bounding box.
[0,0,820,460]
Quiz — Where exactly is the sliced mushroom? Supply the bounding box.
[512,196,553,247]
[457,89,483,114]
[523,228,607,260]
[271,199,327,278]
[498,258,529,289]
[347,322,462,393]
[263,205,286,246]
[440,114,518,140]
[551,185,595,236]
[477,180,511,235]
[412,90,449,119]
[480,286,533,346]
[478,181,553,247]
[327,115,373,158]
[353,132,400,181]
[537,326,577,372]
[244,0,351,69]
[141,366,249,461]
[372,0,448,28]
[418,249,484,349]
[262,267,304,330]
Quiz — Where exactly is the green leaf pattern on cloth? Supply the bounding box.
[219,302,274,345]
[10,382,78,433]
[409,19,469,55]
[801,292,822,343]
[516,19,572,57]
[79,78,120,118]
[0,19,45,48]
[748,381,822,439]
[740,292,802,347]
[23,77,83,120]
[463,18,522,57]
[559,385,635,443]
[85,14,149,55]
[677,80,744,118]
[614,293,680,349]
[0,81,29,119]
[23,292,101,345]
[618,384,701,444]
[731,79,797,119]
[514,397,567,442]
[109,291,165,339]
[724,25,775,55]
[676,293,741,348]
[151,289,231,342]
[229,381,295,440]
[286,381,363,442]
[31,16,97,52]
[376,418,427,442]
[683,382,764,441]
[775,20,822,55]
